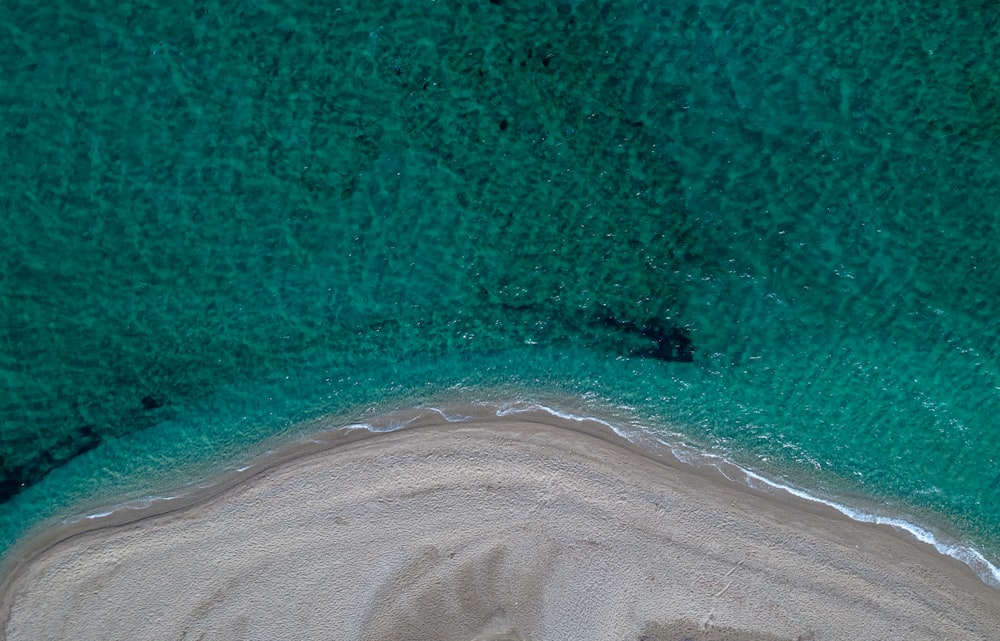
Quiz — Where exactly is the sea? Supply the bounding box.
[2,0,999,585]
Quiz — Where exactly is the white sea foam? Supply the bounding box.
[74,494,186,523]
[487,401,1000,589]
[341,422,378,432]
[739,467,1000,588]
[427,407,474,422]
[340,421,384,433]
[495,401,644,442]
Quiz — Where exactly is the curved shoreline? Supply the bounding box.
[3,403,1000,589]
[3,404,1000,639]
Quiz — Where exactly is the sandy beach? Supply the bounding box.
[1,411,998,640]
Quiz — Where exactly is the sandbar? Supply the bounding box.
[1,410,998,640]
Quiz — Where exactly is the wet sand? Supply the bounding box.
[1,412,999,640]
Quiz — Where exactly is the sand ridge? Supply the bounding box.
[1,415,999,640]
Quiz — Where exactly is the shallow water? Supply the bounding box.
[2,0,999,573]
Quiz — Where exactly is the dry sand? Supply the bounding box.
[1,412,999,640]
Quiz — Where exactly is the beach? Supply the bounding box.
[1,411,998,640]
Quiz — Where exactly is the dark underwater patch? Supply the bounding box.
[0,425,102,503]
[597,315,694,363]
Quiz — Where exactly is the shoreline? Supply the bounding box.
[4,399,998,591]
[3,403,1000,639]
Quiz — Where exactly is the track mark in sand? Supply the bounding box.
[725,559,745,577]
[713,579,735,598]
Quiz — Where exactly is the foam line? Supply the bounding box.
[490,401,1000,589]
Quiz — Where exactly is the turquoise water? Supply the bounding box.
[2,0,999,576]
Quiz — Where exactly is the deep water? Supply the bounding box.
[2,0,999,569]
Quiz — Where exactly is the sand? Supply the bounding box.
[1,412,999,640]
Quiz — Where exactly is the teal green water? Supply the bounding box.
[2,0,999,576]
